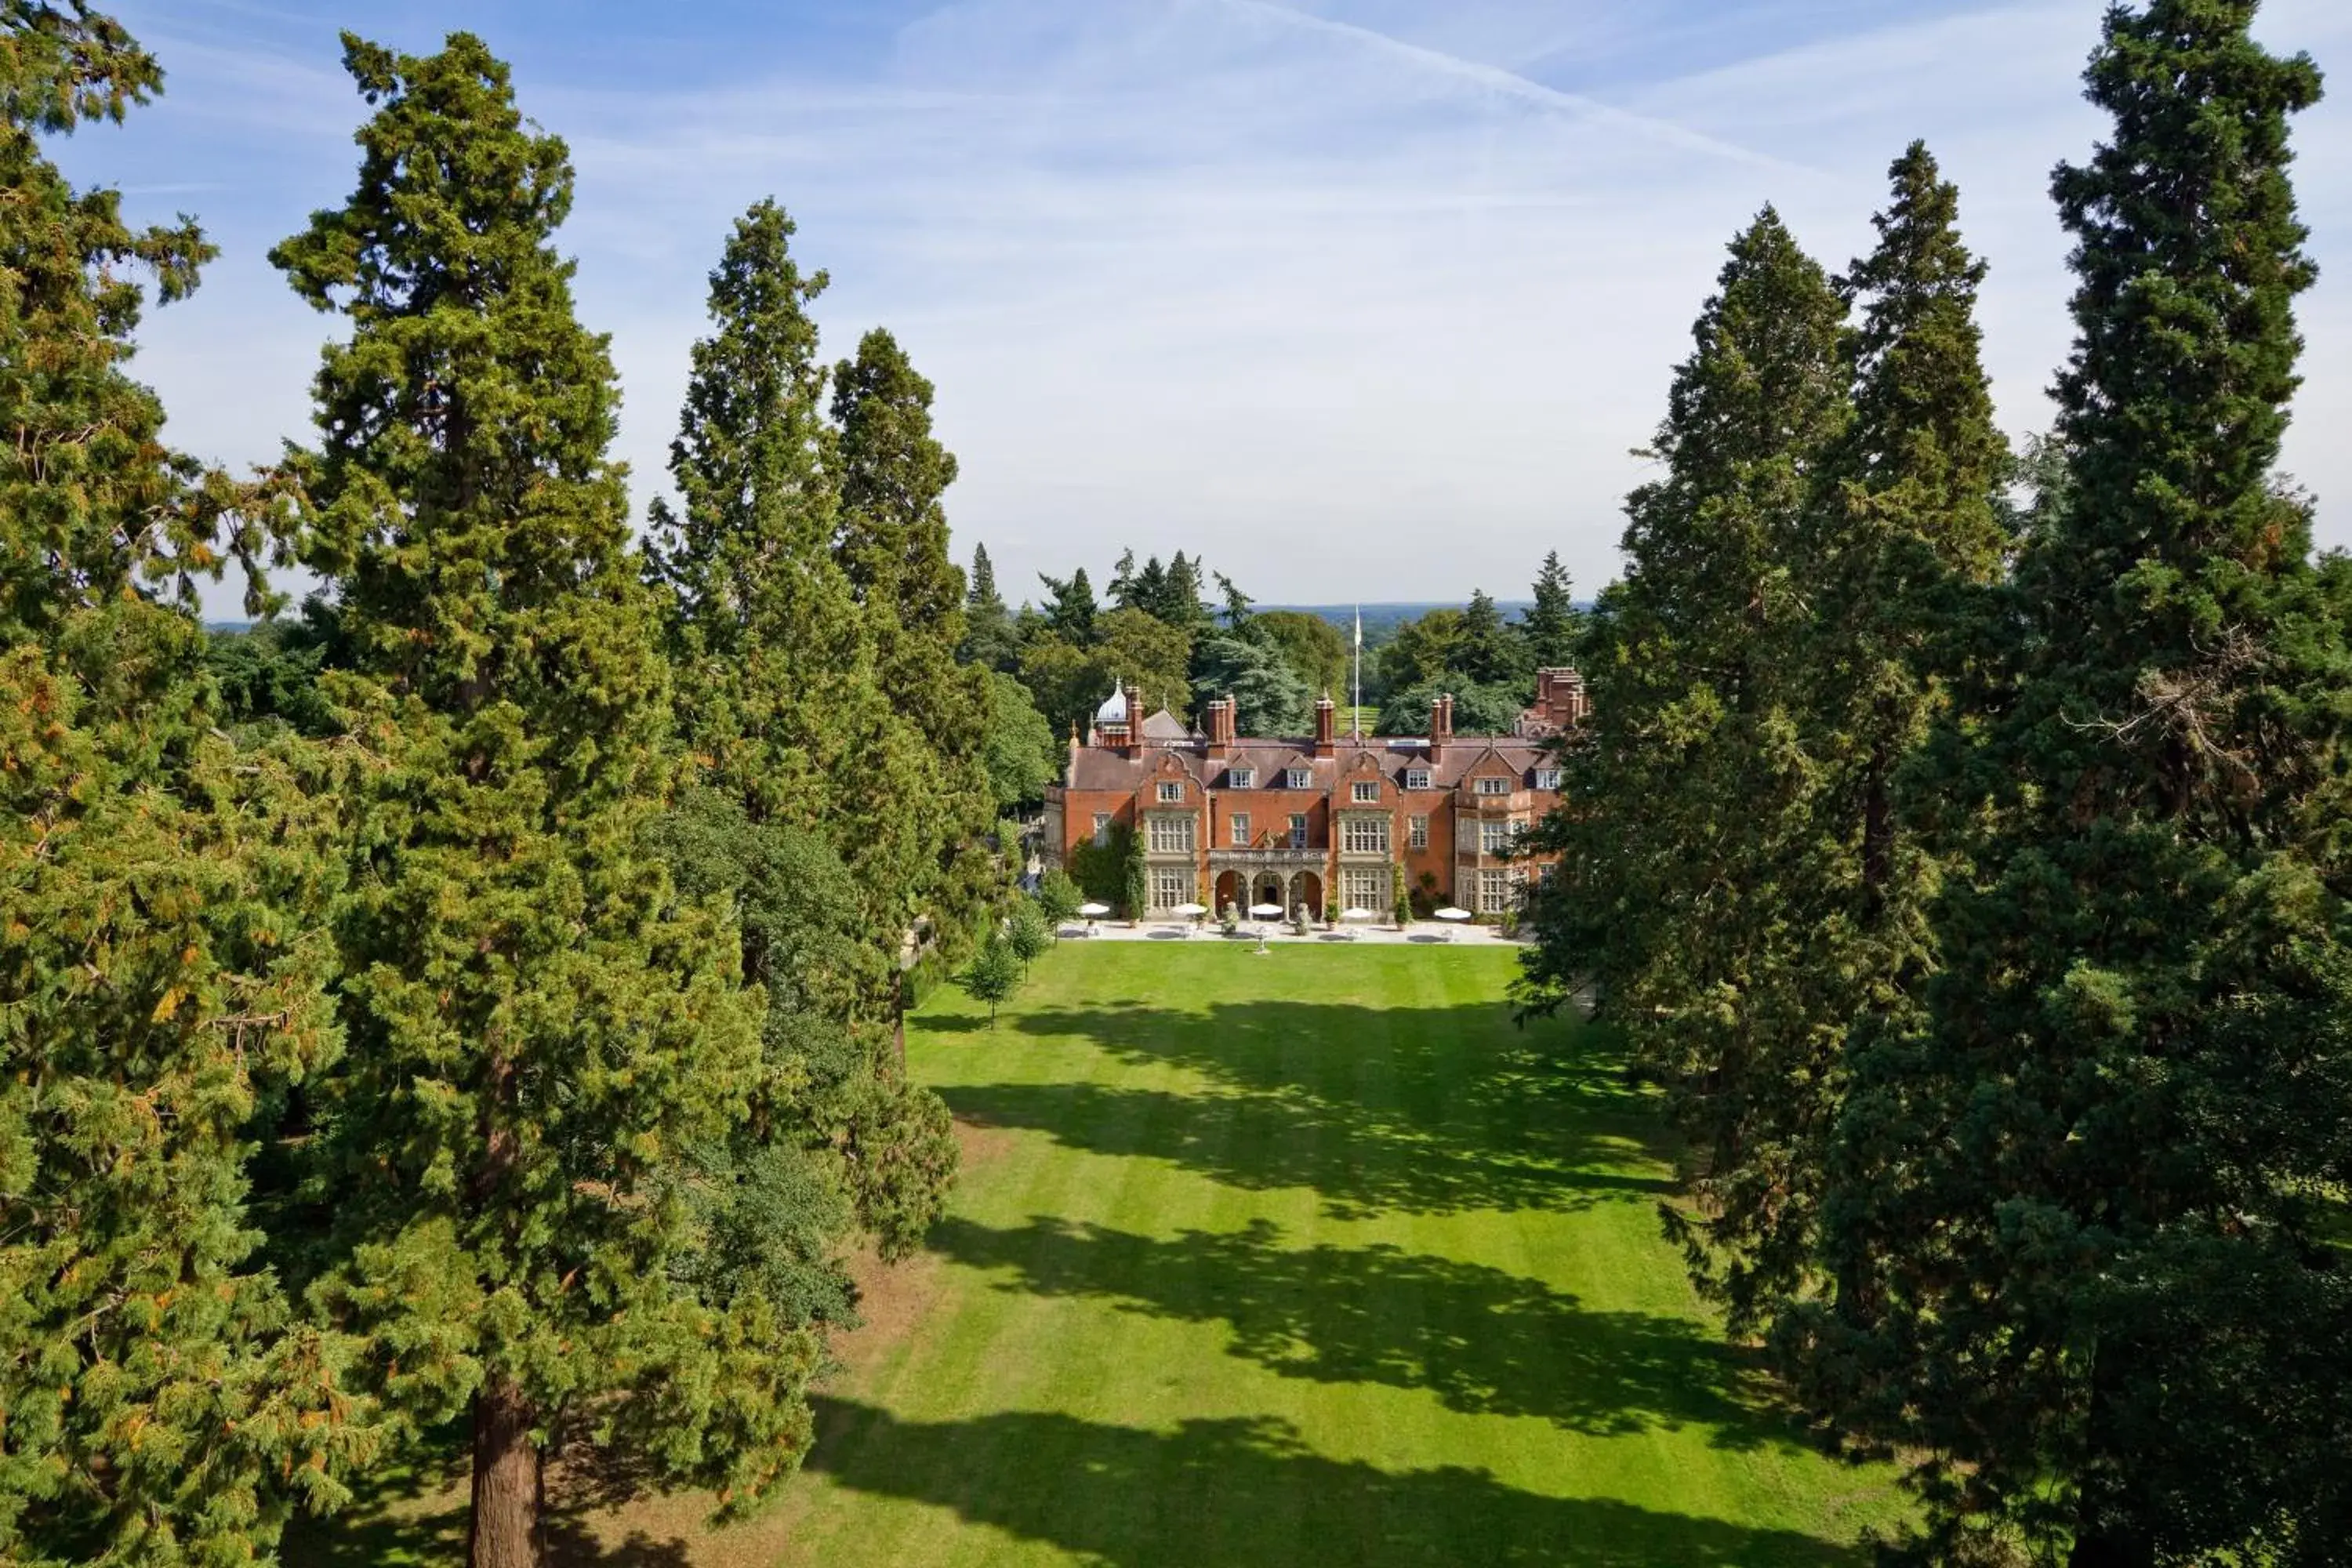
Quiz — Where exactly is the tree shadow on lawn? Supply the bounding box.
[284,1434,696,1568]
[806,1398,1870,1567]
[941,999,1671,1218]
[930,1214,1800,1450]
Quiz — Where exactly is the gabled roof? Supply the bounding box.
[1140,708,1191,741]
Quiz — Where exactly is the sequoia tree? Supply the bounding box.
[644,202,957,1320]
[1794,5,2352,1560]
[272,36,803,1566]
[1515,209,1852,1327]
[832,326,1000,952]
[0,7,365,1562]
[1704,145,2013,1330]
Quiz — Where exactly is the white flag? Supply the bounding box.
[1353,606,1362,648]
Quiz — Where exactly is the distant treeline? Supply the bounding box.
[956,550,1581,784]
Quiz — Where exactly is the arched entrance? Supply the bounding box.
[1213,869,1241,915]
[1251,872,1287,911]
[1289,870,1323,917]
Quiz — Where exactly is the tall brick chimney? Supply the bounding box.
[1534,666,1589,729]
[1122,681,1144,756]
[1429,692,1453,764]
[1313,693,1336,757]
[1204,695,1236,759]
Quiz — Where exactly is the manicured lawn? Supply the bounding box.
[292,942,1907,1565]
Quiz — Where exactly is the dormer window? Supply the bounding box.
[1229,768,1255,789]
[1535,768,1562,791]
[1285,768,1311,789]
[1352,781,1379,803]
[1157,781,1183,803]
[1405,768,1432,791]
[1475,776,1509,797]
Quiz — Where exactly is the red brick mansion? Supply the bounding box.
[1040,670,1589,920]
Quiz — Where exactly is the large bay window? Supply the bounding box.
[1342,867,1388,912]
[1151,868,1189,910]
[1341,815,1390,855]
[1147,815,1196,854]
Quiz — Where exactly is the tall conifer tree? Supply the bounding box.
[0,9,363,1559]
[1519,551,1581,670]
[1693,144,2015,1330]
[1516,210,1851,1325]
[1795,6,2352,1560]
[272,38,803,1566]
[647,204,957,1312]
[831,326,999,949]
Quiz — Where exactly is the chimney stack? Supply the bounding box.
[1205,695,1236,759]
[1313,692,1336,757]
[1429,692,1454,764]
[1123,682,1144,756]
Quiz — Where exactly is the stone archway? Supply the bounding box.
[1213,869,1241,915]
[1290,870,1323,918]
[1251,872,1286,911]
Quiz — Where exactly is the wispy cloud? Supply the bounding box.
[60,0,2352,615]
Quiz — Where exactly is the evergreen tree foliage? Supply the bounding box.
[205,605,344,739]
[830,325,1000,957]
[1037,566,1098,643]
[1374,677,1523,739]
[959,543,1021,672]
[270,35,800,1562]
[0,9,366,1559]
[1163,550,1213,633]
[1190,630,1311,735]
[1519,551,1581,670]
[1451,589,1531,689]
[1515,209,1853,1330]
[1792,8,2352,1560]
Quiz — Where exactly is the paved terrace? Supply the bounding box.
[1056,919,1525,946]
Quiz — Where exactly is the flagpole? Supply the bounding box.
[1352,604,1362,739]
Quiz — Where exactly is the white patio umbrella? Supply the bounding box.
[1077,902,1112,916]
[1171,902,1208,918]
[1340,907,1376,920]
[1247,902,1285,918]
[1433,906,1472,942]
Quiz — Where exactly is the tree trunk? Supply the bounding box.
[467,1376,542,1568]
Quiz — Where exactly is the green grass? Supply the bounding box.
[292,942,1907,1565]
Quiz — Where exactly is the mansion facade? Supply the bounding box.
[1040,669,1588,920]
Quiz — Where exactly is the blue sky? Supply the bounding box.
[58,0,2352,612]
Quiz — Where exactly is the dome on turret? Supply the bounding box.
[1095,682,1129,724]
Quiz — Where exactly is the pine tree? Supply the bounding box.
[1515,209,1852,1327]
[1519,551,1581,670]
[1795,7,2352,1559]
[270,36,798,1565]
[1037,566,1098,643]
[0,10,366,1561]
[960,542,1020,672]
